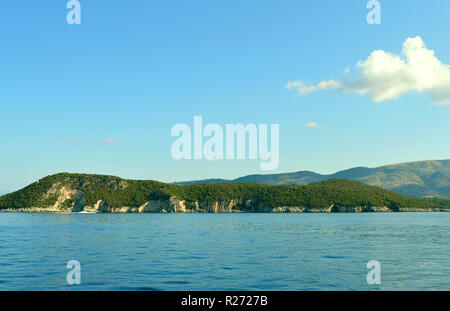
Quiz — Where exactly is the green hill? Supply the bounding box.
[423,197,450,209]
[0,173,446,213]
[177,160,450,199]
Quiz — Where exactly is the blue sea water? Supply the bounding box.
[0,213,449,291]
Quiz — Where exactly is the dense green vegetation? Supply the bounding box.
[0,173,446,210]
[423,197,450,209]
[178,160,450,199]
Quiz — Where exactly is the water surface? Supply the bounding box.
[0,213,448,290]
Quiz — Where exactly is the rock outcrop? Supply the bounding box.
[43,182,86,212]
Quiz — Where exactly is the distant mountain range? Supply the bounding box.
[176,160,450,199]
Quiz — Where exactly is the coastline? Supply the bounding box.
[1,204,447,213]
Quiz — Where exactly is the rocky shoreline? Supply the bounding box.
[1,197,446,213]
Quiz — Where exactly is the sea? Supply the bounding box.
[0,213,449,290]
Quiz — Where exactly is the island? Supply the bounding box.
[0,173,448,213]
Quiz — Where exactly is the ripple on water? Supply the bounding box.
[0,213,449,290]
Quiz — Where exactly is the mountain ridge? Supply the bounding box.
[175,160,450,199]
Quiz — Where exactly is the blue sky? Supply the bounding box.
[1,1,450,192]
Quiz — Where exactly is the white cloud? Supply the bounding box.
[306,122,320,128]
[97,139,121,145]
[287,36,450,105]
[286,80,341,95]
[53,136,84,145]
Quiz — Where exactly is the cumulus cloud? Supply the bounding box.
[287,80,341,95]
[286,36,450,105]
[306,122,320,128]
[53,136,84,145]
[97,139,121,145]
